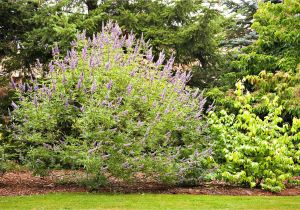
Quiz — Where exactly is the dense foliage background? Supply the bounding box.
[1,0,299,192]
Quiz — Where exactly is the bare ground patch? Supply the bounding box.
[0,171,299,196]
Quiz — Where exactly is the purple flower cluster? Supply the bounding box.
[76,71,84,89]
[52,44,59,56]
[48,61,55,73]
[12,22,210,182]
[127,83,133,95]
[90,80,97,93]
[106,80,113,90]
[69,48,78,70]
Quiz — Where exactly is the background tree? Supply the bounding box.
[208,0,300,124]
[0,0,223,77]
[233,0,300,75]
[221,0,259,48]
[0,0,38,72]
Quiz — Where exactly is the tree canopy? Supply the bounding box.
[0,0,223,76]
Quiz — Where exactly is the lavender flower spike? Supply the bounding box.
[117,96,123,105]
[52,44,59,56]
[126,30,135,48]
[91,80,97,93]
[34,84,39,91]
[137,121,144,127]
[156,50,165,67]
[82,45,88,60]
[160,88,167,101]
[105,61,110,70]
[129,70,135,77]
[48,61,55,73]
[127,83,133,95]
[106,80,113,90]
[146,47,154,62]
[11,101,18,109]
[76,78,82,89]
[80,106,85,112]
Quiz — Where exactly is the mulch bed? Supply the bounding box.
[0,171,299,196]
[0,171,86,196]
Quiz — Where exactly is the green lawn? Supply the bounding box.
[0,193,299,210]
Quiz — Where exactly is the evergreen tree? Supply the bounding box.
[0,0,223,81]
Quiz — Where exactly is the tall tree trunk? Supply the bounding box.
[86,0,98,12]
[198,53,207,69]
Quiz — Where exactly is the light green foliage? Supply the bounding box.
[244,68,300,119]
[207,67,300,122]
[210,80,300,192]
[234,0,300,75]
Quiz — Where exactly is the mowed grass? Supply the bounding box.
[0,193,299,210]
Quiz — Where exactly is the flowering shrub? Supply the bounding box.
[11,22,210,185]
[210,81,300,192]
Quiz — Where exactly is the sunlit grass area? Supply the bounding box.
[1,193,300,210]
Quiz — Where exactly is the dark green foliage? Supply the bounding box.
[108,0,224,88]
[0,0,223,81]
[0,0,38,71]
[221,0,258,48]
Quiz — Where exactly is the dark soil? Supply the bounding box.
[0,171,299,196]
[0,171,86,196]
